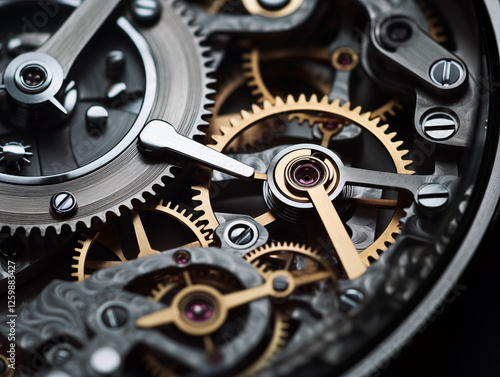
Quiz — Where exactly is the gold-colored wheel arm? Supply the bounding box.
[142,267,290,377]
[71,201,212,282]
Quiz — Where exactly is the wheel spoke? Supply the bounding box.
[306,185,367,279]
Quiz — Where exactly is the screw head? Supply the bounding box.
[257,0,291,11]
[339,289,364,312]
[105,50,126,79]
[225,221,259,249]
[416,184,450,211]
[50,192,78,218]
[272,276,289,292]
[131,0,162,26]
[422,112,458,141]
[430,60,465,87]
[99,304,130,330]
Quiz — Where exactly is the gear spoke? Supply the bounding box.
[306,185,367,280]
[133,212,159,258]
[72,202,213,281]
[351,198,398,210]
[97,227,128,262]
[136,306,176,329]
[291,270,334,287]
[254,211,278,227]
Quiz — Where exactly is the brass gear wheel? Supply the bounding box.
[244,242,337,287]
[242,48,404,127]
[206,0,228,14]
[419,1,448,44]
[142,265,290,377]
[193,95,413,265]
[71,201,213,282]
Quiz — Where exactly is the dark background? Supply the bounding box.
[378,216,500,377]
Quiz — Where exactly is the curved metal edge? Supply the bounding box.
[340,0,500,376]
[0,16,157,185]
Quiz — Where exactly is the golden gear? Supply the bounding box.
[241,49,404,128]
[143,267,290,377]
[419,1,448,44]
[71,202,213,282]
[206,0,227,14]
[244,242,337,287]
[193,95,413,265]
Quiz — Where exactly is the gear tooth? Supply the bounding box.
[242,52,251,61]
[263,100,273,109]
[251,88,261,96]
[342,101,352,110]
[387,132,397,140]
[393,140,404,148]
[296,93,307,103]
[241,110,252,119]
[220,125,232,136]
[362,111,374,121]
[252,104,261,113]
[379,124,389,132]
[310,94,321,104]
[354,106,364,116]
[320,96,331,105]
[230,117,241,127]
[275,97,285,106]
[286,94,296,104]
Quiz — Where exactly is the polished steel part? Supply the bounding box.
[139,120,256,179]
[37,0,123,79]
[0,0,213,236]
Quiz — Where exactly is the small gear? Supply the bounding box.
[206,0,228,14]
[71,201,213,282]
[193,95,413,265]
[419,1,448,44]
[244,242,337,286]
[242,49,403,127]
[143,266,290,377]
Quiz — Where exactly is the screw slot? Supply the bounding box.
[50,192,78,218]
[421,111,459,141]
[223,220,260,250]
[416,184,450,211]
[430,60,465,88]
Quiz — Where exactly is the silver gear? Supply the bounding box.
[0,0,214,236]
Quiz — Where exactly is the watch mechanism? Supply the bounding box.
[0,0,498,376]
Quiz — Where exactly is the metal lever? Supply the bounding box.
[139,120,255,179]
